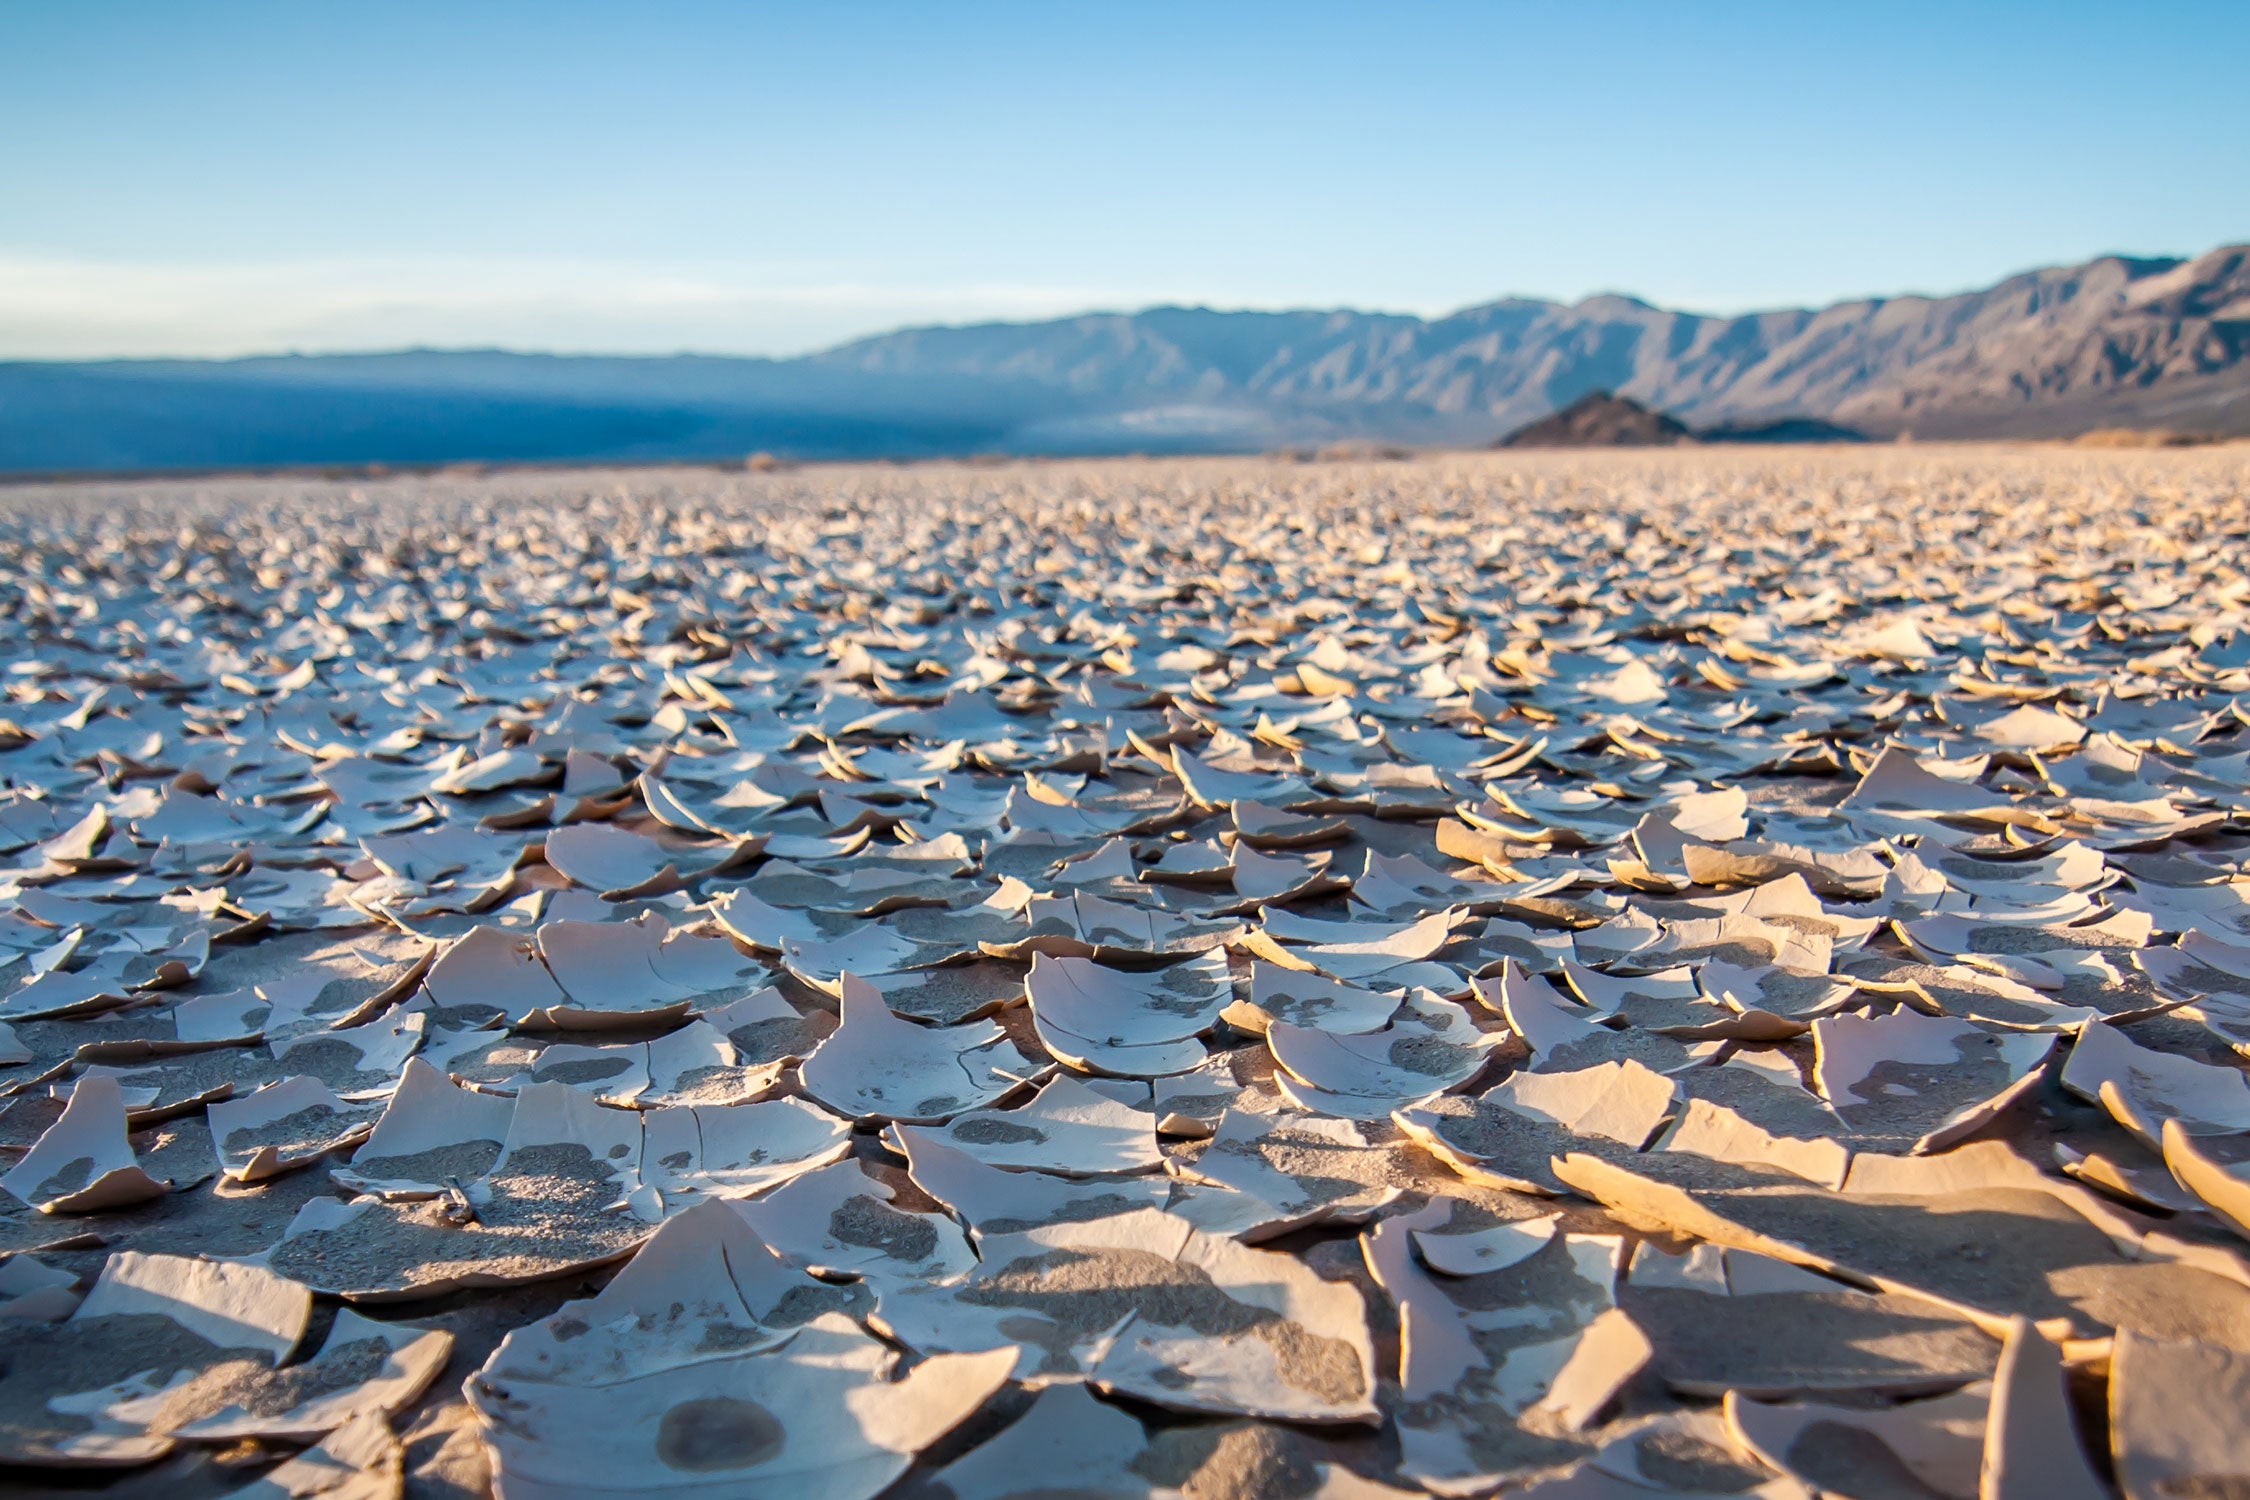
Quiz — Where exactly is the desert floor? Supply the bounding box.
[1,444,2248,1498]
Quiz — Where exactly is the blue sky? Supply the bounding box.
[3,1,2245,357]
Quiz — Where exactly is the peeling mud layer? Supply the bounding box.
[5,447,2250,1495]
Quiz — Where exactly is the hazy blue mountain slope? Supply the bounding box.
[3,245,2244,471]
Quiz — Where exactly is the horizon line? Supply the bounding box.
[0,241,2225,367]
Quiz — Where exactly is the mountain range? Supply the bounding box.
[3,244,2246,472]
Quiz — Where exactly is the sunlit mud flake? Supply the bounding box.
[469,1307,1015,1500]
[2157,1119,2250,1245]
[1555,1140,2250,1344]
[1222,844,1348,907]
[1710,872,1890,944]
[1573,654,1671,706]
[1232,799,1349,850]
[776,923,928,994]
[699,985,827,1078]
[798,976,1041,1124]
[1139,838,1246,888]
[890,1073,1162,1177]
[1691,959,1858,1035]
[528,916,701,1029]
[1722,1385,1990,1498]
[1810,1009,2057,1154]
[0,1254,78,1323]
[1971,1315,2112,1500]
[941,1389,1423,1500]
[476,1200,863,1394]
[488,1075,654,1205]
[626,1018,754,1106]
[1268,990,1501,1119]
[1223,962,1398,1037]
[879,1208,1378,1422]
[200,1409,401,1499]
[500,1038,653,1104]
[1568,909,1665,967]
[1462,784,1638,849]
[1646,912,1834,976]
[267,1082,657,1301]
[37,805,145,875]
[2115,874,2250,952]
[1556,958,1718,1028]
[639,772,794,840]
[922,1383,1157,1500]
[2060,1019,2250,1147]
[1846,615,1943,663]
[330,1057,513,1199]
[894,1132,1170,1241]
[1171,746,1314,812]
[2138,944,2250,1052]
[1537,1409,1787,1497]
[1392,1059,1676,1197]
[1173,1110,1406,1226]
[732,1159,978,1287]
[735,858,958,916]
[1003,781,1139,840]
[1024,951,1226,1077]
[423,924,566,1028]
[1244,907,1463,987]
[271,1006,424,1101]
[0,960,137,1022]
[1674,838,1891,903]
[1150,1050,1280,1138]
[1362,1200,1624,1490]
[1042,836,1139,886]
[360,826,531,907]
[1481,962,1698,1074]
[92,928,214,993]
[541,822,756,900]
[1351,848,1522,918]
[1409,1213,1562,1276]
[989,892,1241,964]
[0,794,58,857]
[0,1251,311,1466]
[2,1072,169,1211]
[705,887,833,952]
[1454,915,1578,975]
[1622,1235,1996,1397]
[206,1076,379,1183]
[2109,1329,2250,1500]
[2051,1134,2203,1216]
[1889,912,2136,994]
[881,882,1043,959]
[430,747,556,797]
[858,958,1025,1026]
[1838,746,2028,836]
[157,1307,453,1444]
[639,1096,853,1202]
[1656,1094,1851,1190]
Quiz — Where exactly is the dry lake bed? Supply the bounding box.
[0,445,2248,1498]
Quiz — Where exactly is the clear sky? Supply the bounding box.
[4,1,2246,359]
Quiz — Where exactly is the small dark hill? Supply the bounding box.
[1495,391,1693,448]
[1698,415,1870,443]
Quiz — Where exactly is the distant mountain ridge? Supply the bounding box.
[3,244,2246,471]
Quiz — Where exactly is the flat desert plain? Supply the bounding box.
[0,445,2248,1499]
